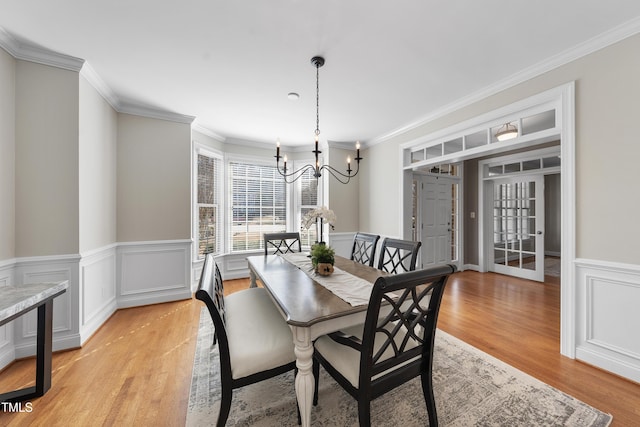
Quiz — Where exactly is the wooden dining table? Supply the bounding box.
[246,254,386,427]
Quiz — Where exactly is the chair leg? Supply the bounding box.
[357,398,371,427]
[217,385,232,427]
[312,356,319,405]
[420,371,438,427]
[295,367,301,425]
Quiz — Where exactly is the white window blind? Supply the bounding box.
[197,153,221,257]
[230,162,287,252]
[298,167,319,246]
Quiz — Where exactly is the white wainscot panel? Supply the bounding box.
[81,249,117,342]
[16,263,78,357]
[328,232,355,259]
[118,242,191,307]
[575,259,640,383]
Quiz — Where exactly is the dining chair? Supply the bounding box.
[264,232,302,255]
[350,232,380,267]
[312,264,456,427]
[377,237,422,273]
[195,254,299,426]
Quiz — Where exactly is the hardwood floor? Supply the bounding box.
[1,271,639,426]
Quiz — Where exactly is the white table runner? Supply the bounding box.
[280,253,374,306]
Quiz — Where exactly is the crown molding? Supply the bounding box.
[0,27,84,72]
[117,101,195,124]
[192,122,226,142]
[369,15,640,147]
[79,62,120,110]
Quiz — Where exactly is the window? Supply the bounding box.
[196,150,222,258]
[297,167,319,246]
[229,161,287,252]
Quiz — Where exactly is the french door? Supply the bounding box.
[491,175,545,281]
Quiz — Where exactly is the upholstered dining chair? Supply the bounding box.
[195,254,299,426]
[264,232,302,255]
[377,237,422,273]
[312,264,456,427]
[350,232,380,267]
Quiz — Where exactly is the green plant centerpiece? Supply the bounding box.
[310,243,335,276]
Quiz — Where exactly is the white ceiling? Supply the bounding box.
[2,1,640,147]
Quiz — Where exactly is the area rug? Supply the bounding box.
[187,309,611,426]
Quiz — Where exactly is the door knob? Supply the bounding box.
[537,231,543,235]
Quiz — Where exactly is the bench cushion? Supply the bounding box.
[225,288,295,379]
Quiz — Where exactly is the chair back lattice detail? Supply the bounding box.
[362,265,455,394]
[264,232,302,255]
[377,238,422,274]
[350,232,380,267]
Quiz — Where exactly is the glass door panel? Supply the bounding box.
[492,175,544,281]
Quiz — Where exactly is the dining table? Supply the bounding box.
[246,253,387,427]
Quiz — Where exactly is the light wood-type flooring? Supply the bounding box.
[0,271,638,426]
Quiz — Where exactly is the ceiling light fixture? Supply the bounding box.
[275,56,362,184]
[495,122,518,141]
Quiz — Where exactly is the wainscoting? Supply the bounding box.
[574,258,640,383]
[0,239,192,371]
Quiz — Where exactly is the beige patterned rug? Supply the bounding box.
[187,309,611,426]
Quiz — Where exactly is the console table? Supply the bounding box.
[0,281,68,402]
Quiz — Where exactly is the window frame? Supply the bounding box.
[193,143,224,260]
[224,153,322,254]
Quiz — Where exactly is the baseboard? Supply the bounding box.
[0,339,15,371]
[14,332,82,359]
[462,264,481,272]
[117,289,192,309]
[80,297,118,345]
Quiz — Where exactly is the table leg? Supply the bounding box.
[249,268,257,288]
[35,300,53,396]
[292,326,314,427]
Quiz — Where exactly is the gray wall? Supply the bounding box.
[15,60,79,257]
[0,48,15,261]
[116,114,192,242]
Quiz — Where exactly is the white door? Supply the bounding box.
[420,176,452,268]
[491,175,545,281]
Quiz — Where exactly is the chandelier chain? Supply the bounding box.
[315,62,320,136]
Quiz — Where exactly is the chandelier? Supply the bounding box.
[275,56,362,184]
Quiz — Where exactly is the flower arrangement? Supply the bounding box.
[301,206,337,230]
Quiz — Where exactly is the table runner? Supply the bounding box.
[280,253,374,306]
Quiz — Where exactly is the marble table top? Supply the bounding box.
[0,281,68,325]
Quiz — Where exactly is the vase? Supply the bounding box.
[316,263,334,276]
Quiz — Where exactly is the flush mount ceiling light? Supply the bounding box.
[287,92,299,101]
[275,56,362,184]
[495,122,518,141]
